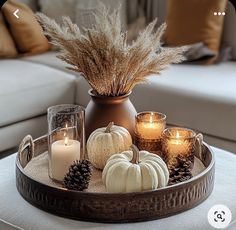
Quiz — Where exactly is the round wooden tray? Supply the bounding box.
[16,135,215,223]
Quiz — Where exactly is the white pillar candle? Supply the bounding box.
[51,137,80,181]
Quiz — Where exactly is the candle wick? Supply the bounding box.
[64,137,69,146]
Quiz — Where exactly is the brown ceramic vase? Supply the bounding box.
[85,89,137,139]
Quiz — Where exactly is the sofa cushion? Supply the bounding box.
[132,62,236,142]
[0,115,47,153]
[0,60,75,127]
[21,51,79,76]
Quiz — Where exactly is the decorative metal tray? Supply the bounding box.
[16,135,215,223]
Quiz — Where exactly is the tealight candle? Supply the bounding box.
[161,127,197,168]
[51,136,80,181]
[166,131,190,155]
[136,113,165,139]
[135,112,166,155]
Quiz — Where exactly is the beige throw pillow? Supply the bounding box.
[2,0,51,55]
[0,13,18,58]
[165,0,227,64]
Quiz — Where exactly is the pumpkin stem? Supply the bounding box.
[105,122,114,133]
[130,144,140,164]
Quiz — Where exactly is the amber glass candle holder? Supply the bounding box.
[161,127,203,169]
[47,104,85,183]
[134,112,166,156]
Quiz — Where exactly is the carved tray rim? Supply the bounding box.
[16,135,215,223]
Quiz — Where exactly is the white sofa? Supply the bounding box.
[0,1,236,154]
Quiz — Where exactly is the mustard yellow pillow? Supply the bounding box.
[0,13,17,58]
[165,0,227,63]
[2,0,51,55]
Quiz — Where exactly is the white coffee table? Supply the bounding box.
[0,147,236,230]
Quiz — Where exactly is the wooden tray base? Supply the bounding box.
[16,135,215,223]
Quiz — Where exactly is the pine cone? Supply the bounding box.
[168,155,193,185]
[63,160,92,191]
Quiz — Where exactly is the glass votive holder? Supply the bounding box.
[134,111,166,157]
[47,104,85,183]
[161,127,203,169]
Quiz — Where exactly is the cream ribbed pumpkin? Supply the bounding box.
[87,122,132,169]
[102,145,169,193]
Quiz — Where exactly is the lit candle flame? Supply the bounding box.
[150,113,154,123]
[64,123,68,138]
[64,136,68,146]
[176,131,180,139]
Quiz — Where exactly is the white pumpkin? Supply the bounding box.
[102,145,169,193]
[87,122,132,169]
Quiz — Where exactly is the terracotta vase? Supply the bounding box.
[85,89,137,139]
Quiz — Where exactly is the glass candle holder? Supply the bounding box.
[134,112,166,156]
[47,104,85,182]
[161,127,203,169]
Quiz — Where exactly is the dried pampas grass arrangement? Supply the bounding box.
[36,4,187,96]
